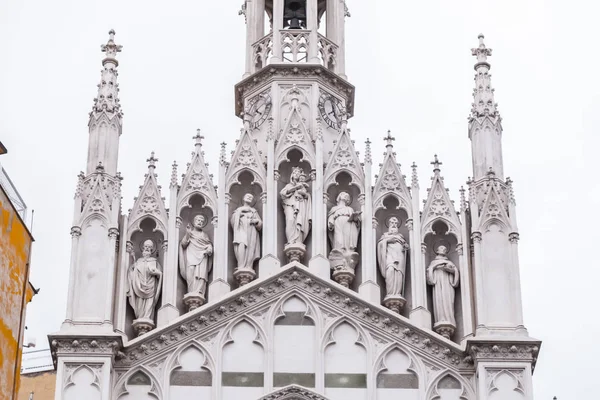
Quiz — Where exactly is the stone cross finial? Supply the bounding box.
[147,152,158,169]
[101,29,122,61]
[431,154,442,172]
[384,130,395,149]
[194,129,204,148]
[471,33,492,66]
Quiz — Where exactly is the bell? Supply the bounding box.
[284,0,306,29]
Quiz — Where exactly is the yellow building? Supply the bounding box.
[0,141,36,400]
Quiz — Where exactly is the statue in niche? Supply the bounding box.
[127,239,162,336]
[231,193,262,286]
[327,191,361,287]
[179,214,213,311]
[377,216,409,313]
[280,167,312,262]
[426,245,460,339]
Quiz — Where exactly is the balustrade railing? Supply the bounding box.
[251,30,339,73]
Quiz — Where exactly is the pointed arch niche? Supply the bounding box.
[326,171,363,291]
[228,170,265,287]
[323,320,368,399]
[168,342,214,398]
[427,371,473,400]
[423,221,464,343]
[177,193,215,310]
[375,347,419,400]
[116,369,161,400]
[221,319,266,400]
[63,365,101,400]
[277,149,314,264]
[374,195,412,318]
[124,217,165,340]
[272,295,317,388]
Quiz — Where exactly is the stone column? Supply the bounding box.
[114,217,129,335]
[509,233,525,330]
[104,227,119,327]
[309,126,329,279]
[459,228,474,343]
[307,0,320,63]
[210,191,231,301]
[359,185,379,303]
[158,184,180,326]
[272,0,284,62]
[245,0,266,76]
[471,232,485,333]
[410,188,431,329]
[62,226,81,328]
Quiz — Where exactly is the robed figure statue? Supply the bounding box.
[180,214,213,310]
[426,245,460,338]
[231,193,263,285]
[280,167,312,245]
[327,192,361,287]
[127,239,162,335]
[377,217,409,312]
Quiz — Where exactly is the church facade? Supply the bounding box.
[48,1,541,399]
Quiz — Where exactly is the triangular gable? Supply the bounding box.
[80,177,112,224]
[275,105,315,167]
[116,265,470,372]
[128,166,168,236]
[226,129,266,191]
[178,145,218,213]
[373,151,412,214]
[324,129,364,189]
[259,385,330,400]
[421,174,462,239]
[476,183,511,231]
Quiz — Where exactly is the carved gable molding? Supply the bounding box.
[324,129,364,190]
[373,150,412,214]
[474,181,512,231]
[79,176,117,226]
[259,385,330,400]
[178,139,218,213]
[421,173,461,239]
[275,87,315,167]
[226,129,266,191]
[128,159,168,237]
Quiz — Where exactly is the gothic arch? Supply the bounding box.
[425,370,475,400]
[113,365,162,399]
[64,364,101,391]
[373,192,412,216]
[267,291,321,330]
[276,146,315,169]
[321,317,371,354]
[220,315,267,349]
[164,340,216,383]
[373,343,424,383]
[257,384,331,400]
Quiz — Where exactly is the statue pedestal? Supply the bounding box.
[183,293,206,312]
[329,249,359,288]
[132,318,155,337]
[332,268,355,288]
[233,268,256,287]
[383,295,406,314]
[284,243,306,263]
[434,322,456,339]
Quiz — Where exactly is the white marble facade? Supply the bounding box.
[50,2,540,399]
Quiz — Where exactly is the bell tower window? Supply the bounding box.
[283,0,307,29]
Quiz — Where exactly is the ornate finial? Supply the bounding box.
[384,130,395,150]
[460,186,467,211]
[193,129,204,150]
[411,162,419,188]
[239,1,247,22]
[101,29,122,65]
[343,0,351,17]
[364,139,372,164]
[219,142,228,166]
[471,33,492,68]
[147,152,158,169]
[96,162,105,172]
[431,155,442,173]
[170,161,178,188]
[506,177,516,205]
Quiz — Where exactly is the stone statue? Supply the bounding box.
[127,239,162,336]
[377,216,409,313]
[280,167,312,261]
[426,245,460,339]
[231,193,262,285]
[179,214,213,311]
[327,192,361,287]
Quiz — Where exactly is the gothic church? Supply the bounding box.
[49,1,541,399]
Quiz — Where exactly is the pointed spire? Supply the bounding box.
[93,30,122,116]
[364,138,372,164]
[170,161,178,188]
[430,154,442,174]
[411,162,419,188]
[469,34,499,121]
[384,130,395,152]
[146,151,158,170]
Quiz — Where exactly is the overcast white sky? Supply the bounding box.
[0,0,596,398]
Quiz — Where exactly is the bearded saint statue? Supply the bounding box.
[179,214,213,298]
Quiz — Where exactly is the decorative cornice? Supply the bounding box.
[49,335,124,365]
[234,64,355,118]
[115,265,469,370]
[466,339,541,368]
